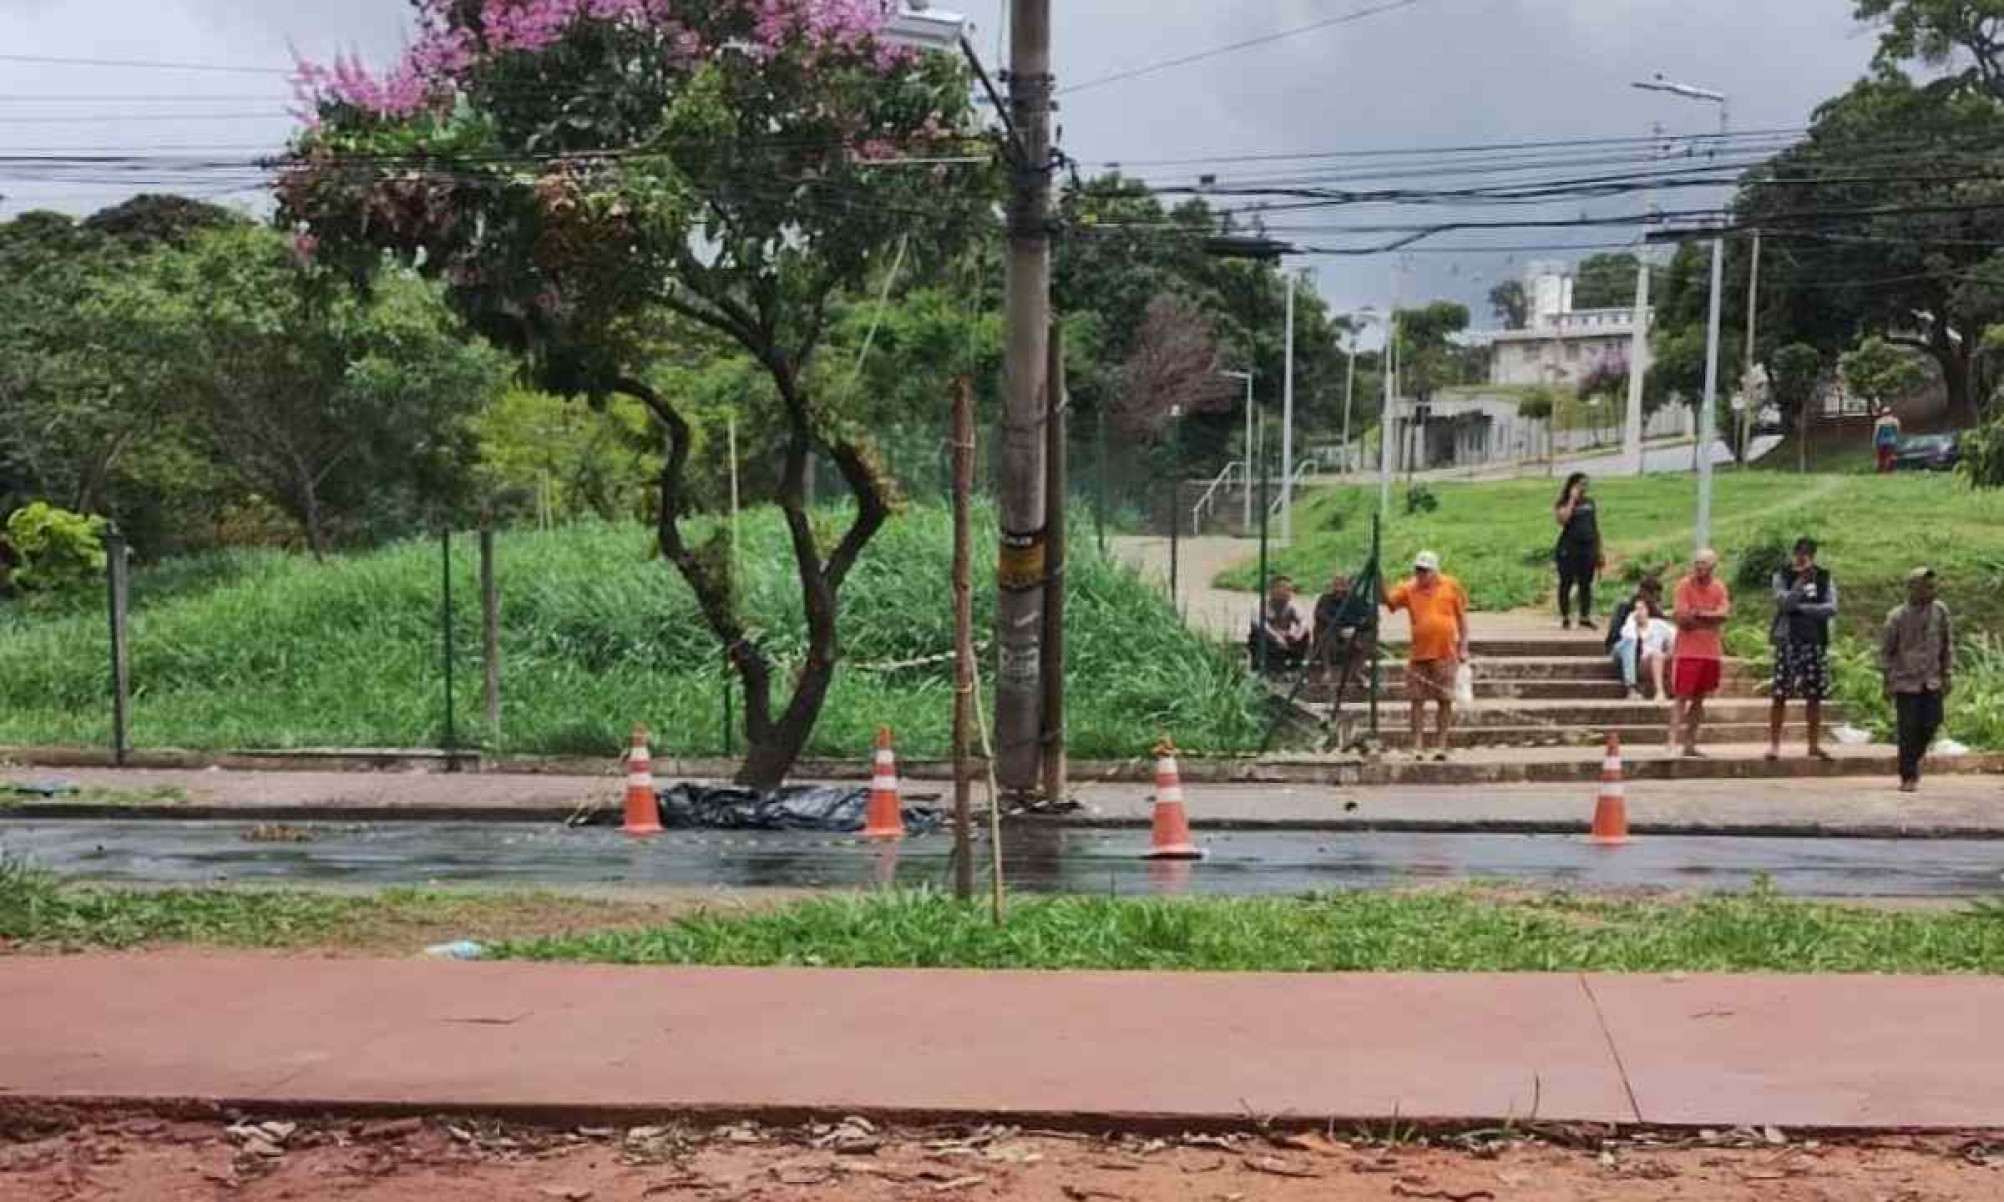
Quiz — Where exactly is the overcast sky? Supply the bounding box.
[1,0,1884,333]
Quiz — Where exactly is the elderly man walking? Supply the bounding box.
[1882,567,1955,793]
[1669,548,1732,757]
[1381,550,1470,761]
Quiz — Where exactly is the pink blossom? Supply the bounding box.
[290,229,320,265]
[293,0,904,124]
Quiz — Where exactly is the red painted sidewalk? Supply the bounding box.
[2,955,2001,1130]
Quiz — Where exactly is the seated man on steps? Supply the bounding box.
[1248,575,1311,674]
[1380,550,1470,762]
[1310,572,1374,688]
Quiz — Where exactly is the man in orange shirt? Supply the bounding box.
[1670,547,1732,757]
[1381,550,1471,760]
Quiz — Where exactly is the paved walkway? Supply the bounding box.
[2,954,2000,1129]
[8,765,2001,834]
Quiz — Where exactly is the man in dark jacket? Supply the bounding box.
[1767,538,1838,760]
[1881,567,1954,792]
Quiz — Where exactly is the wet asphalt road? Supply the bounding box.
[5,818,2004,899]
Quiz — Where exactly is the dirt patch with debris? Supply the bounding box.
[4,1104,2001,1201]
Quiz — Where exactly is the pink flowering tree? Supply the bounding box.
[281,0,994,786]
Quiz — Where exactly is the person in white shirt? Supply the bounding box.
[1636,603,1676,701]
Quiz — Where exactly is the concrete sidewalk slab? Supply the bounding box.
[1588,974,2004,1129]
[5,955,2004,1129]
[0,956,1624,1126]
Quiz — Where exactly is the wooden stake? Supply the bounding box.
[105,531,130,766]
[1039,320,1068,802]
[952,378,977,902]
[480,526,500,733]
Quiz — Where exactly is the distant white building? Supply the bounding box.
[1489,262,1652,390]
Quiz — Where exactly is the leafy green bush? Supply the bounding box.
[1959,421,2004,490]
[1732,527,1799,596]
[1404,484,1439,515]
[5,502,108,594]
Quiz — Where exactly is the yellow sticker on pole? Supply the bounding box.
[997,529,1047,590]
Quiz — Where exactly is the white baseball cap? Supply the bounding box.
[1414,550,1441,572]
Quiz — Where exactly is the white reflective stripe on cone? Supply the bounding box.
[627,774,653,789]
[1602,760,1621,774]
[1598,783,1625,799]
[871,778,899,793]
[1156,786,1186,805]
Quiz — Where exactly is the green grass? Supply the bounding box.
[497,888,2004,975]
[0,855,361,949]
[11,861,2004,973]
[0,855,682,952]
[0,506,1266,760]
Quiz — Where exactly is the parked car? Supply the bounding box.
[1892,433,1961,472]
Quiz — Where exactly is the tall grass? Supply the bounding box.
[0,505,1265,760]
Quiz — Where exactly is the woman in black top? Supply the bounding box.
[1552,471,1602,629]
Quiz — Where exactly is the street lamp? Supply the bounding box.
[1633,72,1729,552]
[880,2,971,50]
[1219,369,1255,528]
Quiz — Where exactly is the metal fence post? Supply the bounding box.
[105,531,130,766]
[441,529,459,772]
[480,526,500,735]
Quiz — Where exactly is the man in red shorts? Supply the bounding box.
[1669,547,1732,757]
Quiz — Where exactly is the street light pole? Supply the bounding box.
[1633,73,1729,551]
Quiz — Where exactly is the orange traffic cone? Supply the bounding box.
[863,726,905,840]
[1589,731,1630,846]
[1142,737,1203,860]
[622,723,664,837]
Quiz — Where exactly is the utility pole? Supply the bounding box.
[1379,274,1400,518]
[994,0,1052,795]
[1281,269,1297,544]
[1739,229,1763,464]
[1697,230,1725,550]
[1625,121,1663,477]
[1341,335,1357,475]
[1624,256,1651,475]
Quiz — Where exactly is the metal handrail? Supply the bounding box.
[1189,459,1243,534]
[1266,458,1316,515]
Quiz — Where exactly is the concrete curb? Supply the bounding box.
[9,743,2003,787]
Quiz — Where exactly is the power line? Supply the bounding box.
[1059,0,1421,96]
[0,52,291,74]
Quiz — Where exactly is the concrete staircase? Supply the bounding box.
[1280,624,1938,784]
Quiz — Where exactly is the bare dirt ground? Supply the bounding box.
[4,1104,2001,1202]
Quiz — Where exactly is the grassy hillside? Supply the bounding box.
[1219,471,2004,748]
[0,507,1266,761]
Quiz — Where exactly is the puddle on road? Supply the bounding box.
[4,819,2004,898]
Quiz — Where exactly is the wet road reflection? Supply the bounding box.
[5,819,2004,898]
